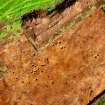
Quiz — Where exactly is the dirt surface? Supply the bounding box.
[0,9,105,105]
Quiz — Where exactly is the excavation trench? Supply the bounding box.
[22,0,104,50]
[22,0,77,50]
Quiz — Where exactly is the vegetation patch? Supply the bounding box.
[101,3,105,11]
[0,0,64,39]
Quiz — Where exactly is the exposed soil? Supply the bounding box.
[0,0,105,105]
[0,8,105,105]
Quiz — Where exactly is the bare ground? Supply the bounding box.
[0,8,105,105]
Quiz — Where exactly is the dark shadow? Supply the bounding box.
[55,0,77,13]
[21,0,76,25]
[21,9,48,25]
[87,89,105,105]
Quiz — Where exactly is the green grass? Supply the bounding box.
[91,93,105,105]
[101,4,105,11]
[0,0,64,39]
[0,0,64,22]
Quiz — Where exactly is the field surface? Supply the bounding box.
[0,0,105,105]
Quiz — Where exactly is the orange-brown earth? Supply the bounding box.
[0,9,105,105]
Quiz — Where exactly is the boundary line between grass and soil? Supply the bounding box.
[87,89,105,105]
[39,1,105,50]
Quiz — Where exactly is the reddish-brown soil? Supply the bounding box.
[0,9,105,105]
